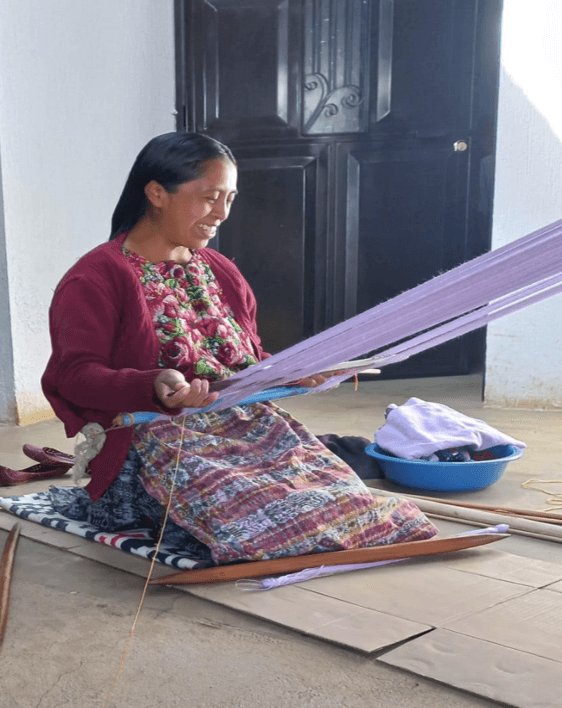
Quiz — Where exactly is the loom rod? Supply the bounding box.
[0,524,20,651]
[371,490,562,542]
[148,532,508,586]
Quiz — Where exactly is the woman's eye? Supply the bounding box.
[207,197,217,204]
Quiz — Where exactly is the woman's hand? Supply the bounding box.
[296,373,330,388]
[297,366,382,389]
[154,369,219,409]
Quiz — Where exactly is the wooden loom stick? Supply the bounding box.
[508,515,562,526]
[149,532,508,586]
[404,495,562,522]
[0,523,20,651]
[372,490,562,542]
[425,515,562,544]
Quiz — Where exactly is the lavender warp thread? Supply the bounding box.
[155,217,562,416]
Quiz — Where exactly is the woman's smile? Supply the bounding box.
[194,222,218,238]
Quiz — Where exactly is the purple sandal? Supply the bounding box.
[21,445,74,467]
[0,462,71,486]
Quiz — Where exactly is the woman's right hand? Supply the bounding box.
[154,369,219,409]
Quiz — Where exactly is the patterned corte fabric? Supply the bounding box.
[133,403,438,564]
[123,246,257,381]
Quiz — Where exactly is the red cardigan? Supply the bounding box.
[42,234,269,501]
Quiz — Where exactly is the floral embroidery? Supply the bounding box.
[123,247,257,381]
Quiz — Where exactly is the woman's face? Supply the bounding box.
[150,158,238,250]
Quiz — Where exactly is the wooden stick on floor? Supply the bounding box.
[372,489,562,542]
[149,532,508,586]
[0,523,20,652]
[408,494,562,522]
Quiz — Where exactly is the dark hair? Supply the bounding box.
[109,132,236,240]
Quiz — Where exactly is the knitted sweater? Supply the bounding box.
[41,233,268,500]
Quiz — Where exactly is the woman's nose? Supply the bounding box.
[212,199,230,221]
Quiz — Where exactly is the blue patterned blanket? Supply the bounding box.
[0,491,210,570]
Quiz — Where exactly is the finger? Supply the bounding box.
[188,379,206,406]
[193,380,212,407]
[163,383,191,407]
[301,375,327,388]
[157,369,186,389]
[201,391,220,407]
[165,381,188,397]
[172,379,211,409]
[298,378,315,388]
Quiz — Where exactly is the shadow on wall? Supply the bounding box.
[0,148,17,425]
[484,66,562,408]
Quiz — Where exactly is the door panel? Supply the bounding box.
[333,139,472,377]
[191,0,301,139]
[373,0,477,134]
[339,142,469,319]
[217,144,329,353]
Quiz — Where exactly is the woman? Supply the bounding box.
[42,132,436,565]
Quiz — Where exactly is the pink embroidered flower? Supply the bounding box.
[193,300,208,313]
[163,296,179,319]
[161,336,195,365]
[216,341,238,364]
[144,281,164,299]
[229,348,252,366]
[191,328,204,345]
[155,262,171,277]
[216,323,229,340]
[169,264,185,280]
[206,304,222,318]
[197,318,220,339]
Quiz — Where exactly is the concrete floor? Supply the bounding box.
[0,375,560,708]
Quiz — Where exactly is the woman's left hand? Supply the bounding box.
[296,373,331,388]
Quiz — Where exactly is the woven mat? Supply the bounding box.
[0,491,210,570]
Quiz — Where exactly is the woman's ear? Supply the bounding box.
[144,180,168,209]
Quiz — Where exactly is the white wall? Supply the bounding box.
[485,0,562,408]
[0,0,175,423]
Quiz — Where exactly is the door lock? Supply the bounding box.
[453,140,468,152]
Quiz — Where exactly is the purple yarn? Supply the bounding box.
[151,217,562,416]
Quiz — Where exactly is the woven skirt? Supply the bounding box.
[131,402,438,564]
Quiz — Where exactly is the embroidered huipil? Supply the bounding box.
[123,247,257,381]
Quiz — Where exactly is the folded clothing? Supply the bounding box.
[316,434,383,479]
[375,397,526,460]
[420,447,472,462]
[419,446,508,462]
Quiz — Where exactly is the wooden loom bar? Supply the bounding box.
[407,494,562,522]
[149,532,508,586]
[425,514,562,544]
[0,524,20,651]
[372,490,562,542]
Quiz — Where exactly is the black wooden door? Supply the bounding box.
[175,0,502,377]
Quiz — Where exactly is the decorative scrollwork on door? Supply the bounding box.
[303,72,363,133]
[303,0,371,134]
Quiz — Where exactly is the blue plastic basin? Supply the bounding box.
[364,443,524,492]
